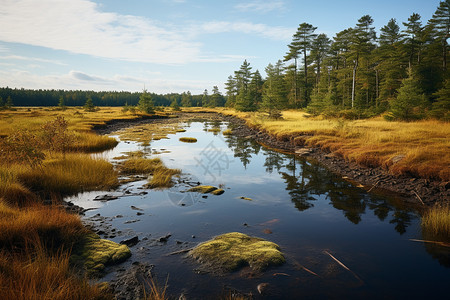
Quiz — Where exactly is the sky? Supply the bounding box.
[0,0,441,94]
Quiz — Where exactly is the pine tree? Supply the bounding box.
[138,90,154,114]
[83,97,95,112]
[428,0,450,70]
[58,96,67,111]
[0,96,3,108]
[311,34,331,89]
[402,13,424,69]
[430,79,450,120]
[234,60,254,111]
[170,98,181,111]
[389,70,427,120]
[5,96,13,109]
[181,91,192,107]
[261,60,288,115]
[209,86,223,108]
[201,89,209,107]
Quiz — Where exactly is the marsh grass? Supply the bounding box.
[421,204,450,241]
[119,156,181,188]
[0,201,87,252]
[218,109,450,181]
[17,153,119,197]
[179,137,197,143]
[0,247,112,300]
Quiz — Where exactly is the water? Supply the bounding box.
[68,120,449,299]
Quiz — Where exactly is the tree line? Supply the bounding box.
[224,1,449,120]
[0,86,224,109]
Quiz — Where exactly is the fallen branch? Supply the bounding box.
[409,239,450,248]
[323,250,364,284]
[293,261,320,278]
[413,191,425,206]
[166,247,194,256]
[367,180,379,193]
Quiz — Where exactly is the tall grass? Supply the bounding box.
[17,153,119,197]
[218,109,450,181]
[421,204,450,241]
[0,248,112,300]
[0,201,87,252]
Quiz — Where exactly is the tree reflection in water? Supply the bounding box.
[226,134,418,235]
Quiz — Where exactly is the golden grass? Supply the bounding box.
[143,277,169,300]
[0,201,87,252]
[222,129,233,135]
[179,137,197,143]
[0,248,112,300]
[217,108,450,181]
[421,204,450,241]
[16,153,119,197]
[146,166,181,189]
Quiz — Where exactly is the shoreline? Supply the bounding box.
[93,111,448,206]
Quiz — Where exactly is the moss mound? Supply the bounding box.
[179,137,197,143]
[189,232,285,272]
[187,185,224,195]
[71,233,131,276]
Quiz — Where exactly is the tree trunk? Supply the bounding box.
[351,59,358,108]
[294,57,298,107]
[375,69,379,107]
[304,47,308,105]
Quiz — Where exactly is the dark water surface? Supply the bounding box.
[68,121,449,299]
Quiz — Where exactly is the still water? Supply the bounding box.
[69,120,449,299]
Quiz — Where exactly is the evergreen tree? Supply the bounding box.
[224,75,237,107]
[291,23,317,105]
[261,61,288,115]
[234,60,254,111]
[389,70,427,120]
[83,96,95,112]
[402,13,424,69]
[5,96,13,109]
[0,96,3,108]
[181,91,192,107]
[58,96,67,111]
[138,90,154,114]
[428,0,450,70]
[248,70,264,109]
[430,79,450,120]
[201,89,209,107]
[311,34,331,89]
[170,98,181,111]
[209,86,223,108]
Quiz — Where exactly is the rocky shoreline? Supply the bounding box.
[93,111,448,206]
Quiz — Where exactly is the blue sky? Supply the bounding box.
[0,0,440,94]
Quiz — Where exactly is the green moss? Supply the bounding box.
[188,185,224,195]
[240,196,253,201]
[189,232,285,272]
[179,137,197,143]
[222,129,233,135]
[71,233,131,276]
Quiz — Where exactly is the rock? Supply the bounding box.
[124,219,140,224]
[131,205,144,211]
[295,148,311,156]
[120,236,140,247]
[158,234,172,243]
[391,154,406,164]
[240,196,253,201]
[93,194,119,201]
[257,283,269,295]
[189,232,285,273]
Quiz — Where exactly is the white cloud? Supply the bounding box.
[196,21,293,41]
[0,0,292,65]
[0,55,66,66]
[0,0,200,64]
[235,0,285,13]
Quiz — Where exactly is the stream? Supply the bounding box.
[66,118,449,299]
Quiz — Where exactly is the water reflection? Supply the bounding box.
[225,133,418,235]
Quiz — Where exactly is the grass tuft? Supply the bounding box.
[179,137,197,143]
[421,204,450,241]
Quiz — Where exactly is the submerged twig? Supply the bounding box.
[273,272,291,277]
[409,239,450,248]
[166,247,194,256]
[367,180,379,192]
[323,250,364,284]
[413,191,425,206]
[293,261,320,278]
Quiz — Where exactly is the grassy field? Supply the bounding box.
[212,108,450,182]
[0,107,155,299]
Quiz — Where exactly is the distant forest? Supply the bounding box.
[0,87,224,108]
[1,1,449,120]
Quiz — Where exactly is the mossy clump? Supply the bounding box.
[189,232,285,272]
[222,129,233,135]
[71,233,131,276]
[188,185,224,195]
[179,137,197,143]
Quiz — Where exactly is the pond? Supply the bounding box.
[67,118,449,299]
